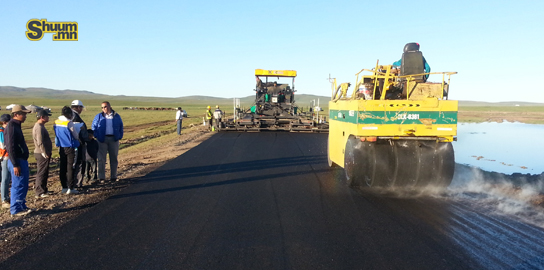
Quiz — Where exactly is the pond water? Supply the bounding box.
[453,122,544,175]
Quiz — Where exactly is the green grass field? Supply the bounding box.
[458,105,544,124]
[459,105,544,113]
[2,103,210,164]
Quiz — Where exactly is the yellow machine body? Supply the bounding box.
[329,99,457,167]
[328,63,458,188]
[255,69,297,77]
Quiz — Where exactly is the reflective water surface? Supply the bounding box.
[453,122,544,174]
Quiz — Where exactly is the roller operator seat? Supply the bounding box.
[400,48,426,82]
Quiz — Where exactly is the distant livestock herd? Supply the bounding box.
[122,107,178,111]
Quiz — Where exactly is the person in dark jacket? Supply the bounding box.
[92,101,123,182]
[85,129,99,183]
[5,105,33,216]
[70,100,89,188]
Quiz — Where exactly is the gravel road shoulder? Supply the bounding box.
[0,125,213,262]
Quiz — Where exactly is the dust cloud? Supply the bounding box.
[354,163,544,227]
[448,163,544,228]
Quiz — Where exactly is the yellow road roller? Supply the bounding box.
[328,58,458,189]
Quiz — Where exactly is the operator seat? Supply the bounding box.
[400,43,426,82]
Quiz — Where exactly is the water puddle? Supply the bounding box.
[453,122,544,175]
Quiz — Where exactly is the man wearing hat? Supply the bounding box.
[4,105,33,216]
[0,114,11,208]
[32,109,53,198]
[71,100,89,188]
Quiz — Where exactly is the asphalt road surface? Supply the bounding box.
[2,132,543,269]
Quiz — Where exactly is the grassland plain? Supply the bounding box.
[3,103,227,163]
[458,105,544,124]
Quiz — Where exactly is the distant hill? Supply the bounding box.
[0,86,331,107]
[1,86,542,107]
[0,86,101,97]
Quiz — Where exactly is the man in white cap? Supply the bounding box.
[70,100,90,188]
[175,107,183,135]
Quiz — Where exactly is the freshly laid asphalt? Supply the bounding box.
[1,132,543,269]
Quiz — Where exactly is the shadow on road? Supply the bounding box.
[109,155,328,200]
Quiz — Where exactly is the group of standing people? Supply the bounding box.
[176,105,223,133]
[0,101,123,217]
[205,105,223,132]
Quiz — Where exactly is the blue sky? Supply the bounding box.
[1,0,543,102]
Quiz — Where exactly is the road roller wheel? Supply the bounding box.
[371,140,395,187]
[343,138,455,190]
[433,142,455,188]
[392,140,420,187]
[358,141,377,187]
[327,139,335,167]
[388,140,455,189]
[344,137,362,186]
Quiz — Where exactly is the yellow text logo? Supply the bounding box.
[26,19,78,41]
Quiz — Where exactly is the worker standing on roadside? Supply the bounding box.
[213,105,223,131]
[176,107,183,135]
[0,114,12,209]
[70,100,89,188]
[54,106,80,195]
[5,105,33,216]
[206,106,214,132]
[92,101,123,182]
[32,109,53,198]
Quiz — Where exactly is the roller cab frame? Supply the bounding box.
[328,62,458,188]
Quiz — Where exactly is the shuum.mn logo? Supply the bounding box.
[26,19,78,41]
